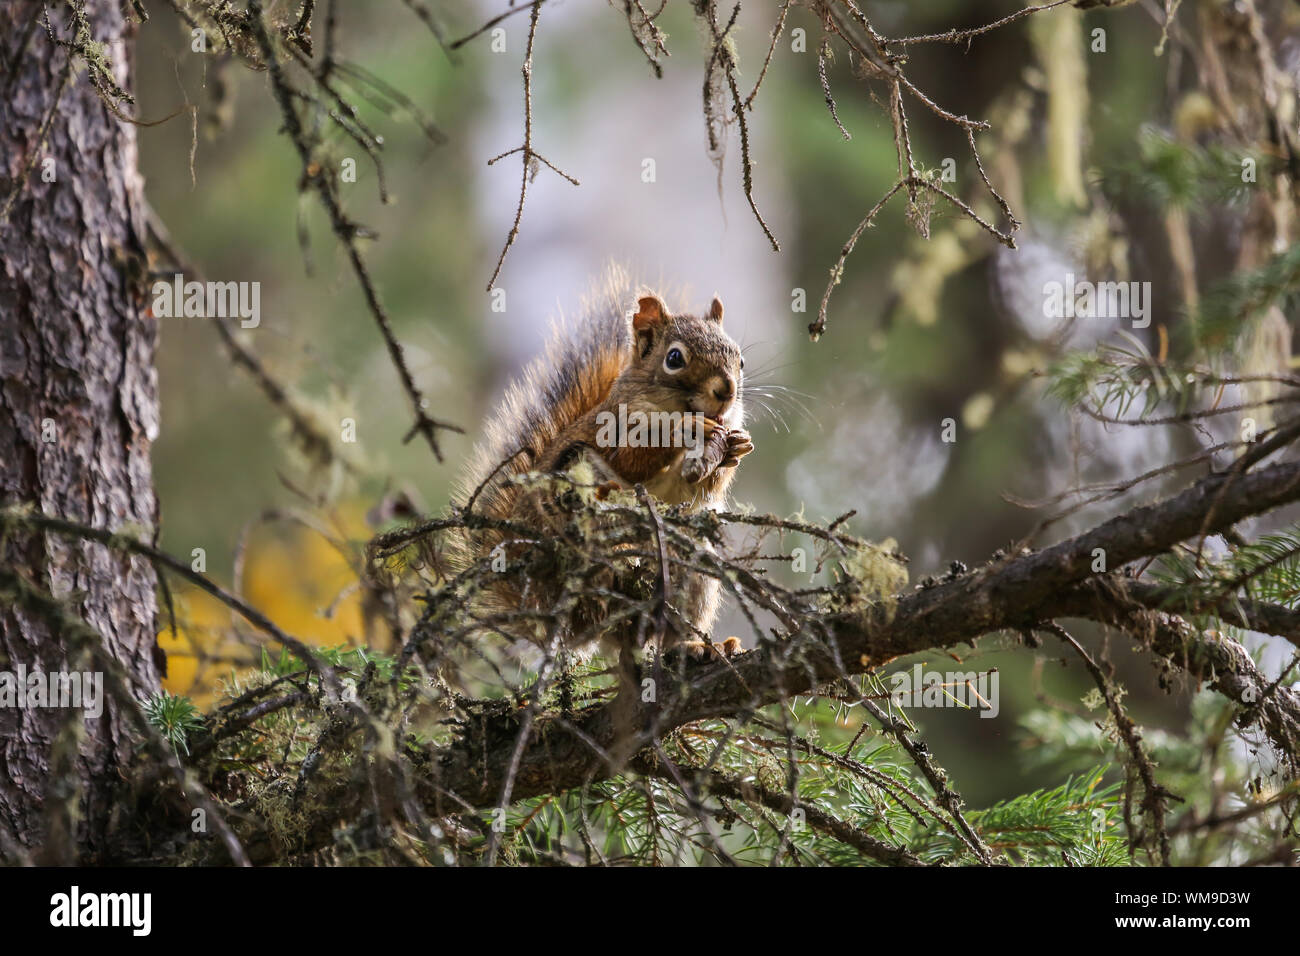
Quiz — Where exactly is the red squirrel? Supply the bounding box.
[450,267,753,659]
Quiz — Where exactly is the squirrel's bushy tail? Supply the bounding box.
[452,262,637,519]
[441,264,647,613]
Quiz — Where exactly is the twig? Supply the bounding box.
[1042,621,1178,865]
[247,0,462,461]
[484,0,580,291]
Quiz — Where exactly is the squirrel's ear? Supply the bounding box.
[708,297,724,323]
[633,295,670,333]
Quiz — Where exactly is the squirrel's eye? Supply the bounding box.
[664,348,686,371]
[739,357,745,371]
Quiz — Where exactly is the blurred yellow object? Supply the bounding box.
[159,504,369,704]
[961,392,996,431]
[1173,91,1222,141]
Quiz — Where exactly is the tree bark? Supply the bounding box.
[0,0,160,862]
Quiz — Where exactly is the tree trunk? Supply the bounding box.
[0,0,160,862]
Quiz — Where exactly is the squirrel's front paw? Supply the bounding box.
[720,428,753,468]
[680,416,728,484]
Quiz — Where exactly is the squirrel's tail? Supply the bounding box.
[440,264,642,608]
[452,262,636,520]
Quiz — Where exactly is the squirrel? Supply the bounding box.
[449,267,753,660]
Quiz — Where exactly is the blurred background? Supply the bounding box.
[132,0,1291,807]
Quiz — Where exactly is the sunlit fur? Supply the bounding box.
[447,264,750,654]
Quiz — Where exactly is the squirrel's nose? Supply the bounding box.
[713,376,735,403]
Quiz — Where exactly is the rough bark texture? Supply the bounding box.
[0,1,160,862]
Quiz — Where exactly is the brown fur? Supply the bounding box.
[448,265,752,656]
